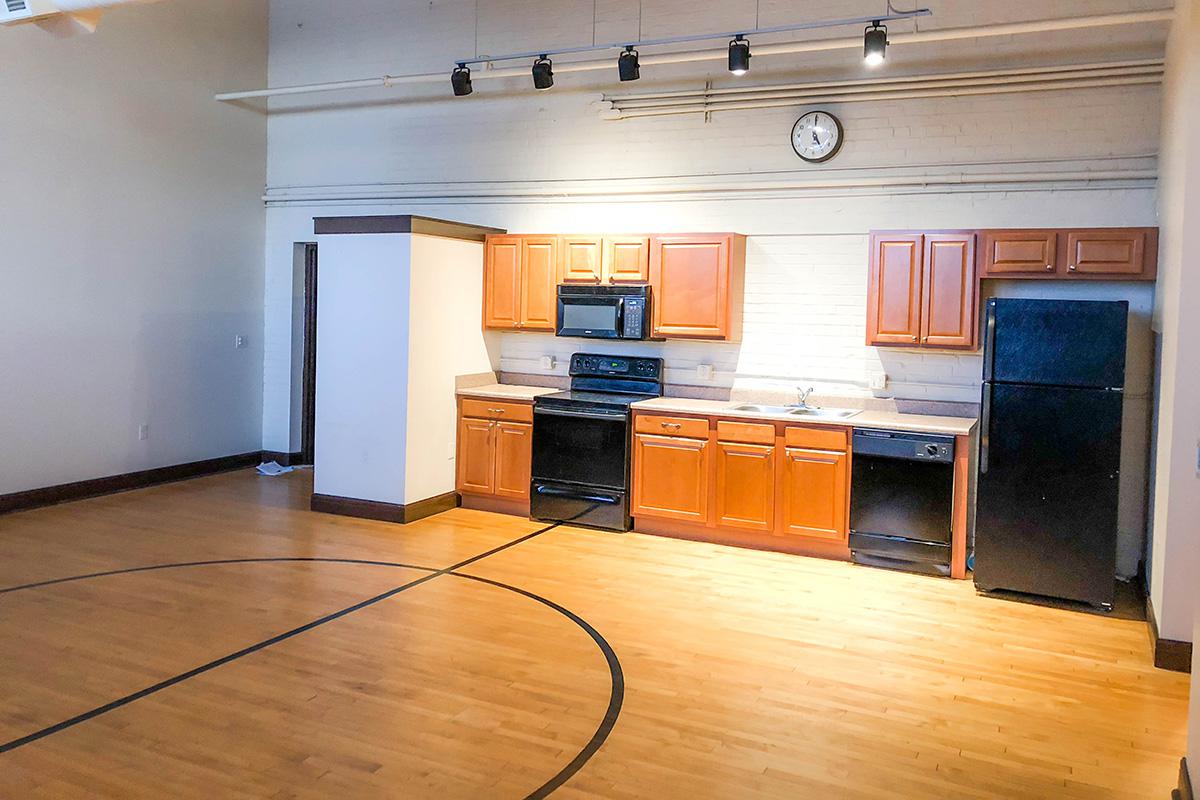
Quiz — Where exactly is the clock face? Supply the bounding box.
[791,111,843,163]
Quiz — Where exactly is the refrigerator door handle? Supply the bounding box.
[983,301,997,382]
[980,383,992,474]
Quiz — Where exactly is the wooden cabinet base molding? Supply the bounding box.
[459,493,531,518]
[311,491,459,525]
[632,516,851,561]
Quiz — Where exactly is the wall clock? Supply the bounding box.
[791,111,844,163]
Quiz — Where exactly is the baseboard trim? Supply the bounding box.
[0,452,264,516]
[261,451,307,467]
[310,491,459,524]
[1176,758,1194,800]
[1147,596,1194,673]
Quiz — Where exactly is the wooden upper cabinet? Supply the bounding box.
[650,234,746,341]
[519,236,559,330]
[605,236,651,283]
[777,445,848,544]
[457,416,496,496]
[493,421,532,500]
[714,440,775,532]
[632,433,711,523]
[981,230,1058,276]
[866,233,923,346]
[921,234,978,349]
[483,236,522,329]
[560,236,604,283]
[1066,229,1150,277]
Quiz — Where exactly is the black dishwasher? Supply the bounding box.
[849,429,955,576]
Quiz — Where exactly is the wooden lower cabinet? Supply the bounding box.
[631,415,850,549]
[777,446,848,543]
[457,416,496,495]
[714,441,775,531]
[494,421,532,500]
[632,433,710,523]
[456,407,532,503]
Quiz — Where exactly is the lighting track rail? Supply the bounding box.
[450,9,931,67]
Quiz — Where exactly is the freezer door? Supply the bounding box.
[983,298,1128,388]
[974,383,1121,606]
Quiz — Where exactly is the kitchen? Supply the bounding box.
[3,1,1198,798]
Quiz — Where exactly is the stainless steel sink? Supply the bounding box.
[730,404,861,420]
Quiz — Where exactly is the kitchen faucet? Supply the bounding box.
[796,386,815,408]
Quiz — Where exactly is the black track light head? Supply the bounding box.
[532,55,554,90]
[451,63,473,96]
[618,46,640,82]
[864,21,888,67]
[728,36,751,75]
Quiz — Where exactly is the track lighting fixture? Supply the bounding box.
[532,55,554,90]
[451,63,473,96]
[618,46,640,82]
[728,36,751,76]
[864,21,888,66]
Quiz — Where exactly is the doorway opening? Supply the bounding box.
[294,242,318,466]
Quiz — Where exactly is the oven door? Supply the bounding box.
[556,296,624,339]
[532,406,629,489]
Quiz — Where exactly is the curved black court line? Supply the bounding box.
[0,525,625,799]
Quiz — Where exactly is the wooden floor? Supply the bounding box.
[0,470,1188,799]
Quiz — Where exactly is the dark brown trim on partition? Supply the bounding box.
[261,451,306,468]
[1176,758,1195,800]
[1148,596,1194,673]
[313,215,505,241]
[310,491,459,524]
[0,453,263,516]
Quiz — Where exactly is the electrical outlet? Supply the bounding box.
[138,424,150,441]
[540,355,556,371]
[867,373,888,391]
[234,335,248,349]
[697,364,714,381]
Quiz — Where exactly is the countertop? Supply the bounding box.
[631,397,977,437]
[456,384,558,401]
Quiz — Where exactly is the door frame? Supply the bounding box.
[299,242,318,466]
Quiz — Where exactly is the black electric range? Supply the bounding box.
[531,353,664,531]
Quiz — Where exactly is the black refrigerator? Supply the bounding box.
[974,298,1127,609]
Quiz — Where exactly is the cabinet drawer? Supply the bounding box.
[635,414,710,439]
[1066,230,1146,276]
[716,420,775,445]
[783,425,848,452]
[460,398,533,423]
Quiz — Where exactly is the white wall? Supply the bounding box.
[312,235,411,504]
[403,234,495,504]
[0,0,268,494]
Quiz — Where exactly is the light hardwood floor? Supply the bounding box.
[0,469,1188,799]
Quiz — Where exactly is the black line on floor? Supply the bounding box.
[0,523,559,755]
[452,572,625,800]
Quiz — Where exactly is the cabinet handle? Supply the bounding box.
[488,408,505,414]
[911,335,918,342]
[1068,264,1077,271]
[1045,264,1054,271]
[661,422,681,430]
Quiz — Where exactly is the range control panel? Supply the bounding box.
[569,353,662,380]
[853,429,955,464]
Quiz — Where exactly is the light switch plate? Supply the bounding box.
[868,373,888,391]
[697,364,714,381]
[540,355,556,371]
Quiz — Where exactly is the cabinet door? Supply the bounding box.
[981,230,1058,276]
[483,236,522,329]
[650,235,732,339]
[778,447,848,543]
[866,233,923,346]
[632,434,710,523]
[604,236,651,283]
[715,441,775,532]
[494,421,532,500]
[921,234,978,349]
[520,236,560,330]
[457,417,495,496]
[1065,230,1146,277]
[561,236,604,283]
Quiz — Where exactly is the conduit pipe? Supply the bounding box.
[214,10,1173,102]
[600,61,1165,118]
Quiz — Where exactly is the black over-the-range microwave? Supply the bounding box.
[556,284,651,340]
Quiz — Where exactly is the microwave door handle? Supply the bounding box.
[614,297,626,334]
